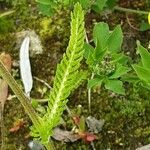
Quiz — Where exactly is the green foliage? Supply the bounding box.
[106,0,118,8]
[0,0,26,7]
[139,22,150,31]
[92,0,107,13]
[36,0,118,16]
[132,42,150,89]
[91,0,118,13]
[36,0,57,16]
[31,3,85,144]
[0,17,13,34]
[36,0,91,16]
[85,22,130,94]
[105,79,125,94]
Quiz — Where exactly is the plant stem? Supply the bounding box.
[0,59,55,150]
[45,141,56,150]
[88,73,94,113]
[114,6,149,15]
[0,105,5,150]
[0,10,15,18]
[0,59,41,130]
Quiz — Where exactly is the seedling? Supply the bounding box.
[85,22,130,94]
[0,3,85,150]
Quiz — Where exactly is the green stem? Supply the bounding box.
[45,141,56,150]
[0,59,55,150]
[88,73,94,113]
[0,59,41,130]
[114,6,149,15]
[0,10,15,18]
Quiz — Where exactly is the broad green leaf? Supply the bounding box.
[94,40,107,61]
[111,53,129,64]
[121,74,139,83]
[37,0,56,16]
[108,25,123,52]
[139,22,150,31]
[78,0,91,9]
[93,22,109,51]
[106,0,118,8]
[84,43,94,59]
[92,0,107,12]
[137,42,150,69]
[141,82,150,90]
[132,64,150,83]
[104,79,125,94]
[88,77,103,89]
[109,63,130,79]
[84,43,95,65]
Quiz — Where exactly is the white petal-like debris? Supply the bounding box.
[20,36,33,97]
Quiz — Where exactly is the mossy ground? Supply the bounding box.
[0,0,150,149]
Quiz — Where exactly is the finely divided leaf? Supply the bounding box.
[31,3,85,144]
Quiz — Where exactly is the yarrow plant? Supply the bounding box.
[0,3,85,150]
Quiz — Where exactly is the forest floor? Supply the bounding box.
[0,0,150,150]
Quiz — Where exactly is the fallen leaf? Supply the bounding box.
[72,115,86,132]
[9,119,25,132]
[72,116,80,125]
[78,132,97,143]
[0,53,12,110]
[85,133,97,142]
[86,116,104,133]
[0,52,12,71]
[52,128,80,142]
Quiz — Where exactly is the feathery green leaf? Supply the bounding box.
[31,3,85,144]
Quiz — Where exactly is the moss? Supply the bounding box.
[0,18,14,34]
